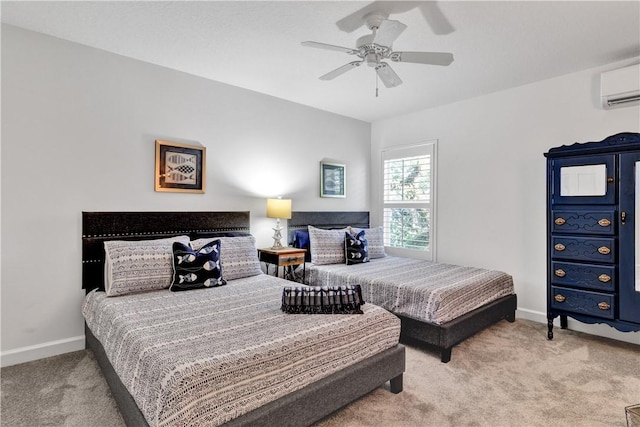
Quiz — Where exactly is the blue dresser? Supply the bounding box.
[545,133,640,339]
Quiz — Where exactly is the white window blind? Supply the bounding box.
[381,142,435,260]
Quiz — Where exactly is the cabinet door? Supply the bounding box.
[551,155,616,205]
[619,152,640,324]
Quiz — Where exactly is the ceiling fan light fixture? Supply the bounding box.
[365,53,381,67]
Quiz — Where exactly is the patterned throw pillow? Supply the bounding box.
[348,226,386,259]
[345,230,369,265]
[308,226,348,265]
[104,235,190,296]
[190,235,262,280]
[171,240,226,291]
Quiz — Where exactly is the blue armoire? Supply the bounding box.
[544,132,640,339]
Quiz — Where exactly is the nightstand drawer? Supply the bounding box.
[551,286,615,319]
[551,209,616,235]
[551,261,615,292]
[551,236,615,263]
[277,253,305,266]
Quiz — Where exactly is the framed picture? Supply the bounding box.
[155,140,206,193]
[320,161,346,198]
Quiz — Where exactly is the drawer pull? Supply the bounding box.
[598,302,610,311]
[598,274,611,283]
[554,217,566,226]
[554,294,566,303]
[554,269,566,277]
[554,243,566,251]
[597,246,611,255]
[598,218,611,227]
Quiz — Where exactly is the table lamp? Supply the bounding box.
[266,197,292,249]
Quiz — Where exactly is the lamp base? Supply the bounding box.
[271,219,284,249]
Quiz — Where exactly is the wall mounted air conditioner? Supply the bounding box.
[600,64,640,109]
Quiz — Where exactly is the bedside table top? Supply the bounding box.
[258,247,306,255]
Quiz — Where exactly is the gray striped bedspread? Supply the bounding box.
[82,273,400,427]
[309,257,515,325]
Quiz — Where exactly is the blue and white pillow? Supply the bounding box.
[345,230,369,265]
[171,239,226,291]
[348,226,386,259]
[190,235,262,280]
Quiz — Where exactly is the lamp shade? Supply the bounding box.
[266,198,292,219]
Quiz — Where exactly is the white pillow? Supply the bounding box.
[190,235,262,280]
[308,225,348,265]
[104,236,190,296]
[349,226,387,259]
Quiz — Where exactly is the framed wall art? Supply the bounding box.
[320,161,346,198]
[155,140,206,193]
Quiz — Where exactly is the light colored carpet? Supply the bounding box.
[2,319,639,426]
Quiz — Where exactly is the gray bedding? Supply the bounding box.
[309,256,515,325]
[82,273,400,427]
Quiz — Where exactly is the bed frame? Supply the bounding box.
[288,211,517,363]
[82,211,405,427]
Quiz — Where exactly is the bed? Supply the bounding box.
[288,211,517,363]
[82,211,405,427]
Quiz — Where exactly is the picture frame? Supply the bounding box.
[155,140,206,193]
[320,161,346,198]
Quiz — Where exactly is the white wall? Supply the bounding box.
[371,58,640,344]
[0,25,371,366]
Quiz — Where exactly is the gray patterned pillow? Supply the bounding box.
[308,226,348,265]
[104,235,190,296]
[190,235,262,280]
[348,226,387,259]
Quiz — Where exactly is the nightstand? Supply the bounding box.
[258,247,306,282]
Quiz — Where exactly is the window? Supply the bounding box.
[381,142,436,260]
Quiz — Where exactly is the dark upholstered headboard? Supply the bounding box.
[287,211,370,244]
[82,211,250,293]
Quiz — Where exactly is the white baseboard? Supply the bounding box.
[516,308,640,345]
[1,335,85,367]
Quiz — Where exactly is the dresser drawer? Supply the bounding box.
[551,286,615,319]
[551,261,615,292]
[551,209,615,235]
[551,236,615,263]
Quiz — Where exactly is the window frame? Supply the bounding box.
[380,141,437,261]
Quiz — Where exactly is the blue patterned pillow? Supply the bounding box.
[171,240,226,291]
[345,230,369,265]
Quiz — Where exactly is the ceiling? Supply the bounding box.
[2,1,639,122]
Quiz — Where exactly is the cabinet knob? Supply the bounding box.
[598,274,611,283]
[597,246,611,255]
[597,302,610,311]
[554,243,566,251]
[554,217,566,226]
[597,218,611,227]
[554,294,566,303]
[554,269,566,277]
[607,177,614,183]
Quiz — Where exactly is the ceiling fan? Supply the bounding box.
[302,12,454,89]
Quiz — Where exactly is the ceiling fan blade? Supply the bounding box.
[418,1,455,35]
[372,19,407,47]
[375,62,402,88]
[319,61,362,80]
[301,41,357,54]
[390,51,454,66]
